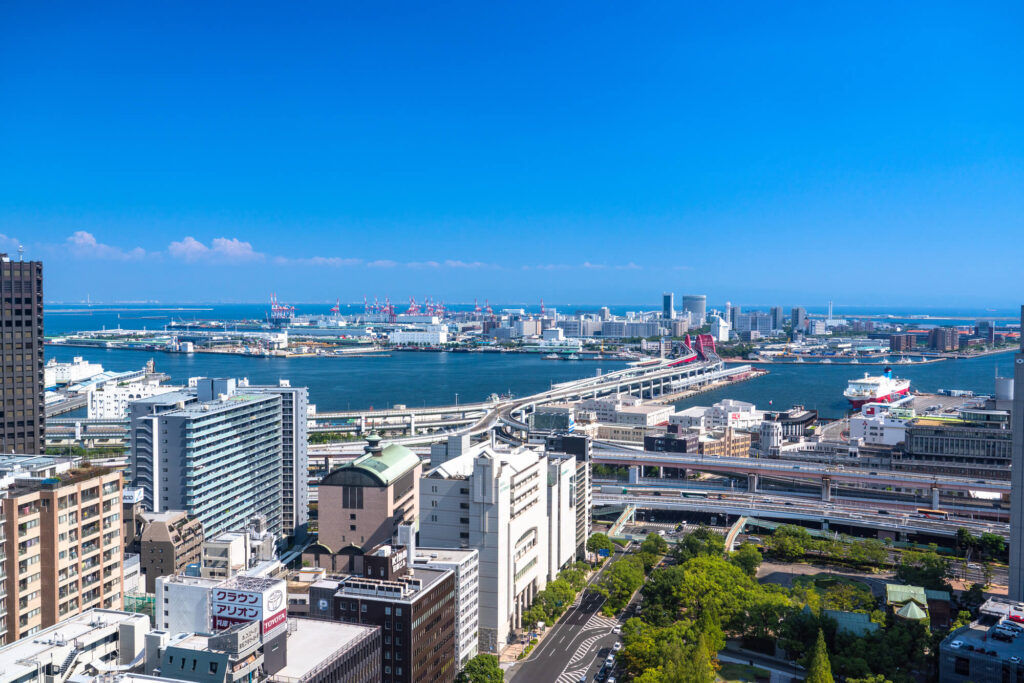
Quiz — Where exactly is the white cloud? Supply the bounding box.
[444,260,488,269]
[367,259,398,268]
[274,256,362,267]
[0,233,22,253]
[66,231,146,260]
[582,262,607,269]
[408,261,441,268]
[615,262,642,270]
[532,264,570,271]
[168,236,263,263]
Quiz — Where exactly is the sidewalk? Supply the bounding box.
[500,561,606,667]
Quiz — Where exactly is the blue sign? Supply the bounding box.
[598,548,610,557]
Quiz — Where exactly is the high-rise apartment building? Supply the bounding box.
[928,327,960,352]
[790,306,806,334]
[890,334,916,353]
[0,253,44,454]
[129,378,284,537]
[770,306,785,331]
[662,292,675,320]
[1008,306,1024,600]
[237,379,309,540]
[1,463,123,642]
[735,311,774,334]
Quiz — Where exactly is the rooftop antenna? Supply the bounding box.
[17,245,24,261]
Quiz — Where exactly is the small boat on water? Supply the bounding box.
[542,353,559,360]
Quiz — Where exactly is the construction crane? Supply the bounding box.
[485,299,493,316]
[540,298,545,316]
[269,293,295,321]
[330,299,340,316]
[474,298,482,314]
[405,297,420,315]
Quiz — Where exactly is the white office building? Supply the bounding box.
[88,377,180,419]
[389,324,449,345]
[546,456,578,579]
[44,356,105,388]
[419,446,552,653]
[413,546,480,670]
[849,403,911,446]
[579,395,673,426]
[706,399,763,431]
[710,315,731,342]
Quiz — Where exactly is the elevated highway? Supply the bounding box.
[592,450,1010,500]
[593,491,1009,541]
[310,355,747,451]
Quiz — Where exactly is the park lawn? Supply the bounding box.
[717,661,771,682]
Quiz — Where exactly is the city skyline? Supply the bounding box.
[3,2,1023,304]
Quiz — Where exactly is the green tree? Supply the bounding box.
[521,604,546,629]
[457,654,504,683]
[979,532,1006,560]
[597,555,645,614]
[806,630,835,683]
[956,527,977,555]
[730,542,763,577]
[641,532,669,556]
[895,550,951,591]
[671,526,726,562]
[764,525,811,562]
[688,632,718,683]
[587,532,615,557]
[951,610,972,630]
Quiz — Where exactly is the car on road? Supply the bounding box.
[613,642,622,652]
[968,563,982,570]
[612,625,622,634]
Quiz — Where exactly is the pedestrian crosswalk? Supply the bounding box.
[567,631,607,666]
[556,667,589,683]
[582,611,618,632]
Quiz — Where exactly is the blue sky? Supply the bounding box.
[2,2,1022,306]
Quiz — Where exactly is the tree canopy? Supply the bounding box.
[457,654,503,683]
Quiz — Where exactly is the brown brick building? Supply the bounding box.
[137,510,204,592]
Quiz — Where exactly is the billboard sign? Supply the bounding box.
[211,580,288,640]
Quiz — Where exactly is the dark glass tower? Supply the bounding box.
[0,253,44,454]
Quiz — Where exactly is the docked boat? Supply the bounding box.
[542,353,560,360]
[843,367,911,408]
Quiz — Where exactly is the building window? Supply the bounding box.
[342,486,364,509]
[209,662,218,674]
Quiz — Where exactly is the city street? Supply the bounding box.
[507,549,628,683]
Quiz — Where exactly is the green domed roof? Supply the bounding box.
[322,440,422,487]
